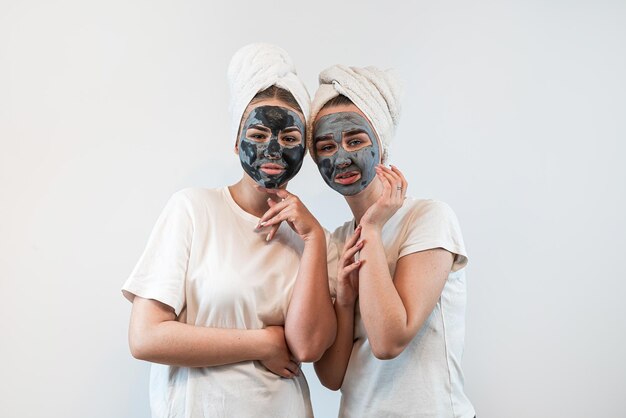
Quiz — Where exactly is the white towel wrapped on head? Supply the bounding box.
[309,65,403,163]
[227,43,310,143]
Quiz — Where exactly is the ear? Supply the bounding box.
[234,135,240,154]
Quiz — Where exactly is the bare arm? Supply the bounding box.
[285,228,337,362]
[128,296,299,377]
[357,165,454,359]
[314,227,362,390]
[357,235,453,359]
[260,188,337,363]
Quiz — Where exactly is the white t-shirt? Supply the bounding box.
[327,197,475,418]
[122,187,313,418]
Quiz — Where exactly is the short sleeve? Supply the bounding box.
[398,200,468,272]
[121,191,194,316]
[324,227,339,299]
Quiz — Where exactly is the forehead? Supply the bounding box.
[242,98,304,125]
[314,111,374,136]
[245,105,303,128]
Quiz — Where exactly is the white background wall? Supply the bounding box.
[1,1,625,417]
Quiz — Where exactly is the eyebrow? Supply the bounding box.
[343,128,368,136]
[248,124,271,132]
[314,134,334,142]
[281,127,302,134]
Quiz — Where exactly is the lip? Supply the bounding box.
[334,170,361,185]
[260,163,286,175]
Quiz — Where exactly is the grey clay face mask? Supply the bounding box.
[238,105,306,189]
[313,112,380,196]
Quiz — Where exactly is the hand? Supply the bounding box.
[260,326,301,378]
[360,165,408,229]
[256,188,322,242]
[335,225,363,308]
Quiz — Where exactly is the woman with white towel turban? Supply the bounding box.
[121,43,336,418]
[310,65,476,418]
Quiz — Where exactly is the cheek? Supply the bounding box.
[239,141,258,164]
[318,157,334,178]
[353,147,377,168]
[281,144,305,165]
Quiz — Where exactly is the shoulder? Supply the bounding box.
[159,187,227,225]
[398,197,468,270]
[169,187,224,209]
[401,197,460,226]
[173,187,221,202]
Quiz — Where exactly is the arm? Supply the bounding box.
[259,189,337,363]
[357,235,453,359]
[314,227,362,390]
[128,296,300,377]
[314,302,356,390]
[357,165,454,359]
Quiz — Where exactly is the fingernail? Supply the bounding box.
[266,233,271,241]
[259,221,266,227]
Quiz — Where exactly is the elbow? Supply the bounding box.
[370,341,406,360]
[321,379,342,391]
[314,363,343,391]
[291,345,326,363]
[128,330,154,361]
[290,327,337,363]
[291,337,334,363]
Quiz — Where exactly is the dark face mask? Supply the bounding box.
[313,112,380,196]
[238,105,306,188]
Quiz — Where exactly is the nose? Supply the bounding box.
[335,156,352,169]
[264,138,282,160]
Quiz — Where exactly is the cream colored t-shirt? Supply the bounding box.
[122,187,313,418]
[328,197,475,418]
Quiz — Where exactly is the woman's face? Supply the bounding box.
[236,98,306,189]
[312,104,381,196]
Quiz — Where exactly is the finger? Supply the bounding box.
[262,210,292,228]
[350,271,360,290]
[390,165,408,198]
[377,166,401,200]
[280,369,295,379]
[342,259,362,275]
[376,168,393,199]
[342,225,362,252]
[378,165,401,187]
[342,240,364,265]
[386,165,406,199]
[266,223,280,242]
[285,361,300,376]
[258,200,291,227]
[264,188,293,201]
[390,165,407,186]
[378,164,402,183]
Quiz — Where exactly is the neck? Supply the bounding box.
[229,176,283,218]
[344,178,383,225]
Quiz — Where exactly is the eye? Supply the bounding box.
[246,129,269,141]
[348,139,362,147]
[283,136,296,142]
[317,143,337,153]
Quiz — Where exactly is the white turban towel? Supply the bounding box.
[309,65,403,163]
[227,43,311,143]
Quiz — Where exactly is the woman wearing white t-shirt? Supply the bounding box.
[308,66,475,417]
[121,44,336,418]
